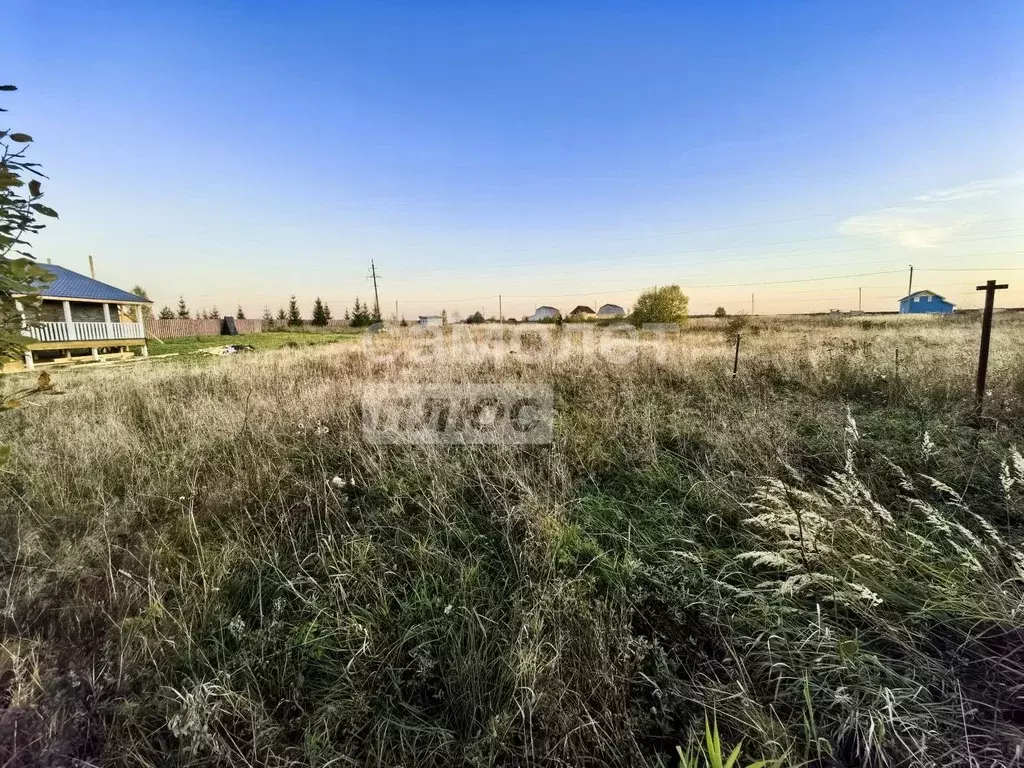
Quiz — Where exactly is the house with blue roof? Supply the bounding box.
[10,262,152,370]
[898,290,955,315]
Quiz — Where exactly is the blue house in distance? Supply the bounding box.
[898,290,955,314]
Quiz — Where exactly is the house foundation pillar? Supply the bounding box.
[23,350,34,370]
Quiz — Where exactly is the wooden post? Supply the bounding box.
[134,305,149,356]
[62,300,76,340]
[102,302,112,339]
[975,280,1009,410]
[732,333,741,379]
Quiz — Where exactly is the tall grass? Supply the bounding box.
[1,314,1022,766]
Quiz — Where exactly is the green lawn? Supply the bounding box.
[148,330,362,357]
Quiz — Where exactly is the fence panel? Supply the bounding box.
[147,318,268,339]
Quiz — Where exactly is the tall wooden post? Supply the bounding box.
[135,304,149,357]
[62,300,76,340]
[975,280,1008,410]
[732,334,741,379]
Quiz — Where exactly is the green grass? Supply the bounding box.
[148,329,362,356]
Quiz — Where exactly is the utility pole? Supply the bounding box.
[394,300,399,323]
[974,279,1009,411]
[750,293,754,315]
[859,287,862,313]
[907,264,914,297]
[369,260,381,320]
[499,295,503,324]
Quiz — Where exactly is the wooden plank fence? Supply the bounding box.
[147,318,267,339]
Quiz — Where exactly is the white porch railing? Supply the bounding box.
[24,321,145,343]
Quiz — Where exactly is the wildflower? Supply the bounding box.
[444,603,454,615]
[228,615,245,638]
[921,431,935,460]
[331,476,347,488]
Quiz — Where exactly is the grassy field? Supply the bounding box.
[1,314,1023,766]
[147,329,362,357]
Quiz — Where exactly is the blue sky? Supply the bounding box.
[6,1,1023,317]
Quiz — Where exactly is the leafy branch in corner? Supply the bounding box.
[1,84,56,362]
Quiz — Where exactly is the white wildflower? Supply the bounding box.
[228,615,245,638]
[921,431,935,460]
[330,476,347,488]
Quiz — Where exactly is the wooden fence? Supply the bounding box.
[147,318,266,339]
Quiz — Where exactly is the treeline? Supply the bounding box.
[156,296,382,327]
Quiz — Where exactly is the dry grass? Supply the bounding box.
[1,313,1023,766]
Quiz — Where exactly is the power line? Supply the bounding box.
[430,231,1024,285]
[499,268,907,299]
[389,217,1024,276]
[383,190,1024,265]
[393,220,1024,277]
[918,266,1024,272]
[391,255,1024,306]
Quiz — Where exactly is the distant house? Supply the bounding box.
[527,306,560,322]
[597,303,625,318]
[898,290,955,315]
[10,263,151,370]
[418,315,443,328]
[569,305,596,318]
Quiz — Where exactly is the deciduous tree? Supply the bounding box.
[629,285,689,326]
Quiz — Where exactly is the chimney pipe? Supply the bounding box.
[88,254,95,278]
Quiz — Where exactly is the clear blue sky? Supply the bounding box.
[7,1,1023,317]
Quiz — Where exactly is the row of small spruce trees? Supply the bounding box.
[156,296,382,327]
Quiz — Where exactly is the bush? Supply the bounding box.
[629,285,689,326]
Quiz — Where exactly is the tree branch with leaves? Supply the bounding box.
[1,84,56,362]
